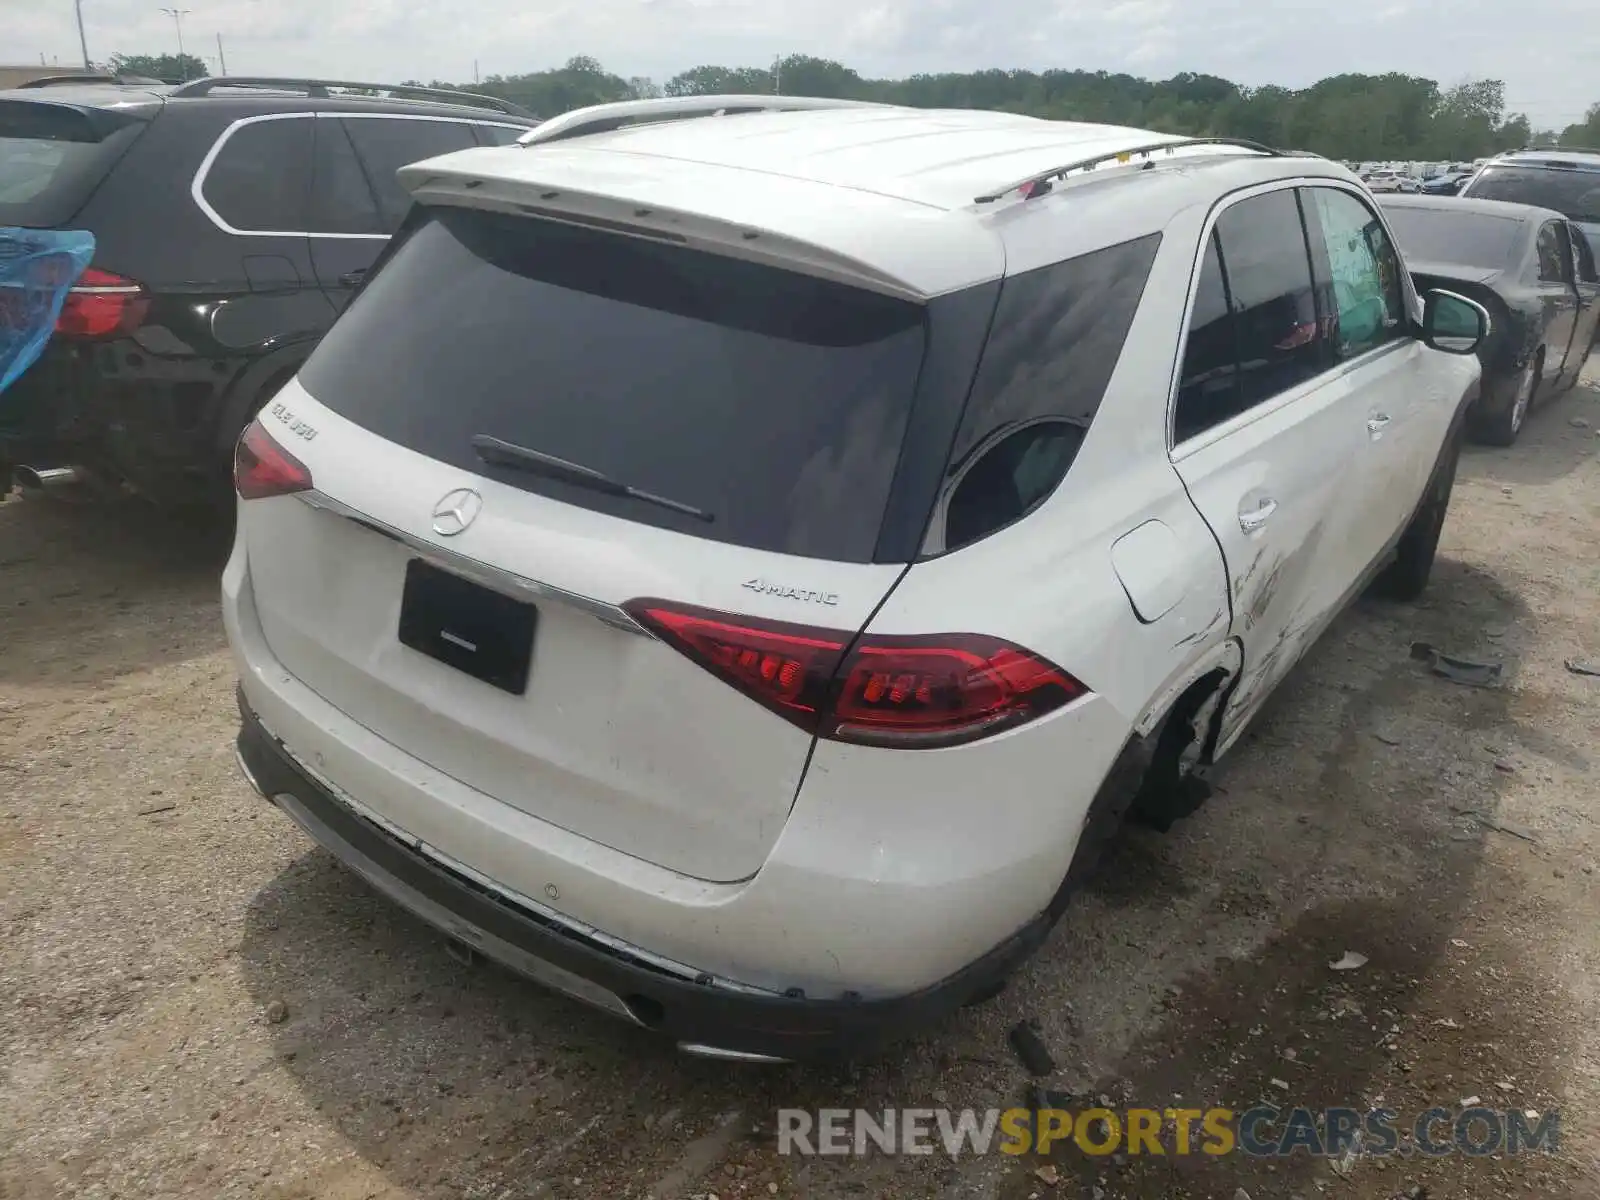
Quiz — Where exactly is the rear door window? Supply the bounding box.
[929,233,1160,553]
[1174,232,1242,441]
[309,118,382,235]
[0,100,147,226]
[298,206,928,562]
[1175,189,1327,442]
[1216,190,1326,408]
[342,118,477,232]
[201,116,313,233]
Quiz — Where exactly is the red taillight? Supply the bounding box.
[626,601,1087,749]
[234,420,312,500]
[54,268,149,339]
[830,634,1084,746]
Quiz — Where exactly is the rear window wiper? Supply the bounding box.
[470,434,714,523]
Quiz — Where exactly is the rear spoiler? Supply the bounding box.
[396,149,1004,303]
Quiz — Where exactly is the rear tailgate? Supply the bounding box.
[240,203,928,883]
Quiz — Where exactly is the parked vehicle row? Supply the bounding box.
[1381,194,1600,444]
[0,75,540,502]
[223,96,1487,1059]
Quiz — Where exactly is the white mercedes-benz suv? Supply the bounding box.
[224,95,1486,1061]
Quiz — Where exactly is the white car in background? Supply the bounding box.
[1365,168,1419,193]
[225,96,1486,1060]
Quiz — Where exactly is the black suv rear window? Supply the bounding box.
[0,101,145,226]
[298,206,928,562]
[1462,164,1600,224]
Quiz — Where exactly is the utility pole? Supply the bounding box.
[215,32,227,76]
[74,0,91,69]
[474,59,480,86]
[158,8,192,78]
[773,55,781,95]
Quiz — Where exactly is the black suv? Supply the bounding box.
[1460,148,1600,259]
[0,76,539,504]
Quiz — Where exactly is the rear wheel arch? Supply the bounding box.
[1053,651,1241,905]
[211,348,312,464]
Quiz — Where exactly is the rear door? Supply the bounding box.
[1563,220,1600,377]
[1170,187,1368,746]
[341,115,477,233]
[242,205,926,882]
[1534,219,1581,385]
[305,116,386,313]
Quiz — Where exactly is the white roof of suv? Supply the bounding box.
[397,96,1355,300]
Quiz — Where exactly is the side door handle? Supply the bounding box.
[1238,497,1278,533]
[337,269,368,287]
[1367,413,1392,439]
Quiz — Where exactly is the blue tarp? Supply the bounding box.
[0,228,95,394]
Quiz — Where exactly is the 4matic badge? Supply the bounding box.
[742,578,840,607]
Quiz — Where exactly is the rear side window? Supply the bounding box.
[343,119,476,232]
[298,206,928,562]
[202,117,313,233]
[928,234,1160,554]
[0,100,146,226]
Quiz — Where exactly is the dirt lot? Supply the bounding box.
[3,366,1599,1200]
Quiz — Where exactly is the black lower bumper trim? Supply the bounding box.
[234,694,1047,1059]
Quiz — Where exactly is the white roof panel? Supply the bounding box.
[397,103,1308,299]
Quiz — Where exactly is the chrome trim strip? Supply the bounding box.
[295,489,654,637]
[190,111,528,241]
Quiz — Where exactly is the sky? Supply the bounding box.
[6,0,1598,129]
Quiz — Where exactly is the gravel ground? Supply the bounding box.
[3,364,1599,1200]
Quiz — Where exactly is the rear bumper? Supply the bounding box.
[235,693,1046,1060]
[0,341,246,502]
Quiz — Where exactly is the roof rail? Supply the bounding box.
[16,72,165,89]
[165,76,535,119]
[973,136,1283,205]
[1515,144,1600,157]
[518,93,886,146]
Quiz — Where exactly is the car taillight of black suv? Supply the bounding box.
[0,75,539,504]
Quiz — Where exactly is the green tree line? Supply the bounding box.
[411,55,1600,162]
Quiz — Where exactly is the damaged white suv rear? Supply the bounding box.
[224,96,1486,1060]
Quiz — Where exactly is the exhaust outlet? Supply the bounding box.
[13,465,83,493]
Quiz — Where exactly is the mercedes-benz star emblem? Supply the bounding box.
[431,488,483,537]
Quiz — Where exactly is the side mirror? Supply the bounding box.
[1421,289,1490,355]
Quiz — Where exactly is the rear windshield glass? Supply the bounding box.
[0,101,145,226]
[298,206,928,562]
[1462,165,1600,224]
[1382,206,1523,272]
